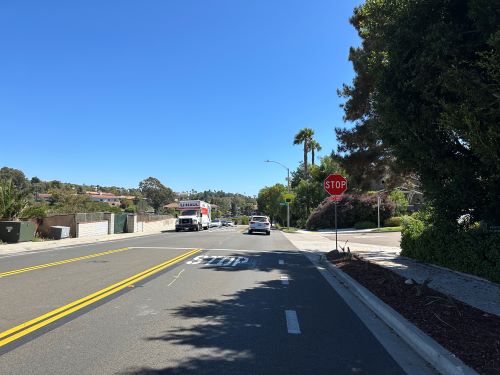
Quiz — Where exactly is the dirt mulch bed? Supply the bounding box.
[327,251,500,375]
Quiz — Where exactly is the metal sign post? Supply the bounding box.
[329,195,341,250]
[324,174,348,252]
[283,193,294,230]
[334,199,338,251]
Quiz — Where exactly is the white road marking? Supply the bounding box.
[281,275,289,285]
[285,310,301,334]
[167,269,185,287]
[130,246,299,255]
[205,256,222,265]
[279,260,285,265]
[186,256,205,265]
[186,255,249,267]
[217,256,235,266]
[232,257,249,267]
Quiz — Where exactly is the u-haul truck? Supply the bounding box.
[175,200,211,231]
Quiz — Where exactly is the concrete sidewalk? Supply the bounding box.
[283,231,500,316]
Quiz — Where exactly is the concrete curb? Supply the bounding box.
[320,256,478,375]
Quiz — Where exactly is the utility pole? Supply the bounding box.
[265,160,291,229]
[377,193,381,229]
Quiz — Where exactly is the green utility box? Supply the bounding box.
[0,221,36,243]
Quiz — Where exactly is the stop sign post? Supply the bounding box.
[324,174,347,250]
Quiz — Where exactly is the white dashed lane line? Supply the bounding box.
[285,310,301,334]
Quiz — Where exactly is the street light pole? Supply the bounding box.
[377,194,381,229]
[265,160,290,229]
[377,187,386,229]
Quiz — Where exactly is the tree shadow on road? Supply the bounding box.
[118,251,404,375]
[194,251,302,273]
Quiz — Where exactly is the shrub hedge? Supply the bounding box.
[306,194,395,230]
[384,216,403,227]
[401,213,500,283]
[239,216,250,225]
[354,221,377,229]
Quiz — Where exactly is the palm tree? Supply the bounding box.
[0,179,29,220]
[309,140,322,166]
[293,128,314,177]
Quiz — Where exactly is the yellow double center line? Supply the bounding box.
[0,247,131,278]
[0,248,201,349]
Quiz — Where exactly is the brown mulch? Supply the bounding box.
[327,251,500,375]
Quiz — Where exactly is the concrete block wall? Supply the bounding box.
[38,215,77,238]
[127,214,138,233]
[142,218,175,232]
[76,221,109,238]
[103,213,115,234]
[136,221,145,232]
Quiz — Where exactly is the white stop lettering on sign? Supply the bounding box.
[325,181,347,189]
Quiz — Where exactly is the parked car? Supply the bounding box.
[248,215,271,235]
[210,219,222,228]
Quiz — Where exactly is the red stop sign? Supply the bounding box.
[324,174,347,195]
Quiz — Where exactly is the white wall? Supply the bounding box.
[139,219,175,232]
[76,221,109,238]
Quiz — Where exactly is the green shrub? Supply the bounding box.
[239,216,250,225]
[0,179,29,220]
[306,194,395,230]
[389,190,408,216]
[20,204,48,220]
[354,221,377,229]
[401,212,500,283]
[295,218,307,229]
[384,216,403,227]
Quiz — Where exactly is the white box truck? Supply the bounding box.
[175,200,211,231]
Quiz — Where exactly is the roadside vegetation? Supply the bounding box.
[327,251,500,374]
[338,0,500,282]
[259,0,499,282]
[0,167,256,223]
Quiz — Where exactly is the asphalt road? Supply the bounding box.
[0,227,420,374]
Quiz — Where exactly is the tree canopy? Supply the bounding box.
[293,128,314,177]
[257,184,287,224]
[338,0,500,224]
[139,177,174,213]
[0,167,29,192]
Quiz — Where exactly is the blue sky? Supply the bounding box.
[0,0,361,196]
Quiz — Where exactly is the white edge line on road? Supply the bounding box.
[281,275,289,285]
[303,253,438,375]
[285,310,301,334]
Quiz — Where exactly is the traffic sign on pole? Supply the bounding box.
[324,174,347,196]
[324,174,347,251]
